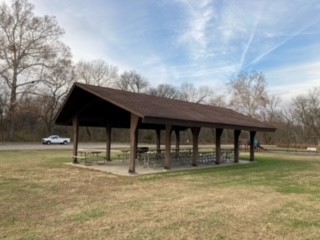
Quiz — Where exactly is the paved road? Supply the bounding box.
[0,142,131,151]
[0,142,204,151]
[0,143,218,151]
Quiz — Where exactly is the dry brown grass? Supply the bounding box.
[1,150,320,239]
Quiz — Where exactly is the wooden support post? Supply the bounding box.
[234,129,241,163]
[134,126,139,160]
[175,129,180,154]
[250,131,256,161]
[72,116,79,164]
[106,125,111,161]
[215,128,223,164]
[191,127,201,166]
[129,114,140,173]
[156,129,161,153]
[164,125,173,169]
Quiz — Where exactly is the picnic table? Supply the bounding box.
[118,147,150,162]
[118,149,129,162]
[76,149,106,165]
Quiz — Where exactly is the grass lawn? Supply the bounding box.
[1,150,320,239]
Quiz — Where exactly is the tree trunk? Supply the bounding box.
[7,75,17,141]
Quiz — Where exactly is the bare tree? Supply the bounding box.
[148,84,179,99]
[260,95,281,123]
[116,70,149,93]
[14,94,41,140]
[75,59,118,87]
[228,71,269,118]
[293,87,320,141]
[208,95,227,107]
[178,83,213,103]
[75,59,119,139]
[38,50,74,134]
[0,82,9,141]
[273,105,304,146]
[0,0,68,140]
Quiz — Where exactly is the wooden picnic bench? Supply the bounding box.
[76,149,106,165]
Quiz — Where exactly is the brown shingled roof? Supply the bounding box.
[55,83,276,132]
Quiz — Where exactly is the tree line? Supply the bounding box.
[0,0,319,147]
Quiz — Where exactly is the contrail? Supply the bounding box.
[247,17,320,67]
[239,1,266,70]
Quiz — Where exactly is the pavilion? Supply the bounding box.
[55,83,276,173]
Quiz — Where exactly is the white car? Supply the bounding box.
[42,135,70,145]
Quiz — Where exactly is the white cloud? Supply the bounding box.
[6,0,319,100]
[176,0,216,59]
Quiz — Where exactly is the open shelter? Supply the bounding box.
[55,83,276,173]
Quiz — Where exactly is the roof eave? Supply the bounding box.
[54,84,78,124]
[75,83,145,118]
[142,116,276,132]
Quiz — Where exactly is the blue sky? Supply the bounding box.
[12,0,320,101]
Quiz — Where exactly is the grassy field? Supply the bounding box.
[1,150,320,239]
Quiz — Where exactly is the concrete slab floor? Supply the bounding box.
[65,160,252,176]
